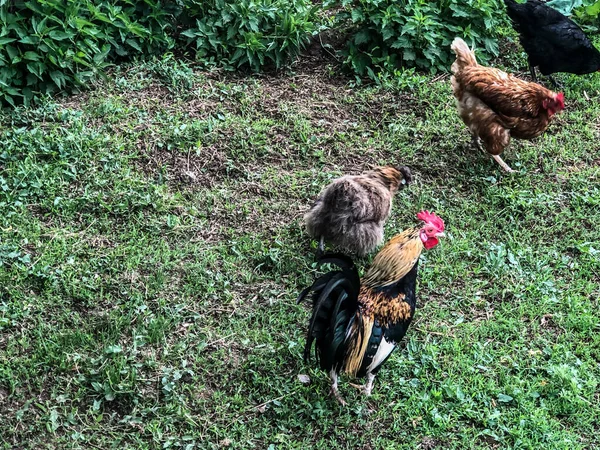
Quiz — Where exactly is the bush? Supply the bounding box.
[0,0,182,106]
[0,0,318,106]
[573,0,600,24]
[180,0,319,71]
[327,0,509,78]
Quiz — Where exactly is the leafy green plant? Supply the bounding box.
[179,0,319,71]
[327,0,509,78]
[544,0,600,25]
[0,0,318,105]
[573,0,600,23]
[545,0,600,15]
[0,0,182,106]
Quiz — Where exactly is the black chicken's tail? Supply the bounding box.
[297,253,362,372]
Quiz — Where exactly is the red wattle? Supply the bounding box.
[423,237,439,250]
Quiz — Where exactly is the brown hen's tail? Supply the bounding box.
[451,38,477,74]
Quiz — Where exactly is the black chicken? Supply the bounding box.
[504,0,600,85]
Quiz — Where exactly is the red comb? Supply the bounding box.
[556,92,565,108]
[417,210,445,231]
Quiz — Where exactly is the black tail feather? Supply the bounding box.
[316,252,355,269]
[299,253,361,371]
[304,273,347,360]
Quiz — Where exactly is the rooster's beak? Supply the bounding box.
[435,232,446,238]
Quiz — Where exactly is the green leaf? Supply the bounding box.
[49,70,66,89]
[19,35,39,45]
[382,27,395,41]
[546,0,584,15]
[26,61,46,79]
[2,93,15,107]
[23,51,41,61]
[403,49,416,61]
[48,30,73,41]
[498,394,513,403]
[354,30,371,46]
[180,29,197,39]
[5,45,18,61]
[584,0,600,16]
[351,9,365,22]
[126,38,142,53]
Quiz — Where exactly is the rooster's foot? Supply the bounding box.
[330,370,347,406]
[331,385,347,406]
[348,374,375,396]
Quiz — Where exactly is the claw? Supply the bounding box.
[349,374,376,397]
[492,154,515,173]
[331,386,347,406]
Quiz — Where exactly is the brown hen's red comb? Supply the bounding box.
[556,92,565,109]
[417,210,445,231]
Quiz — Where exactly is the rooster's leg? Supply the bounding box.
[492,155,515,173]
[363,373,376,396]
[318,236,325,255]
[348,373,376,396]
[330,370,347,406]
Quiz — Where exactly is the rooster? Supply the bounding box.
[450,37,565,173]
[298,211,445,405]
[304,165,411,257]
[504,0,600,86]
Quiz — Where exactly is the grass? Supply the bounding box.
[0,51,599,449]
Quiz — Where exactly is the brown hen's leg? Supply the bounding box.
[492,155,514,173]
[471,135,484,153]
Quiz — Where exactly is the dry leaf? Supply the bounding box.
[297,374,311,384]
[256,404,267,413]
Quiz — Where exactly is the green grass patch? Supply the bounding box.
[0,59,599,449]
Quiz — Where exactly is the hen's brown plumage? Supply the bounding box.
[450,37,564,172]
[304,166,411,256]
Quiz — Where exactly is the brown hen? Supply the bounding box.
[450,37,565,172]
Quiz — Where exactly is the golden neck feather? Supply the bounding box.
[362,227,423,288]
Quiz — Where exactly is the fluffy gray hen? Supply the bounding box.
[304,166,411,256]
